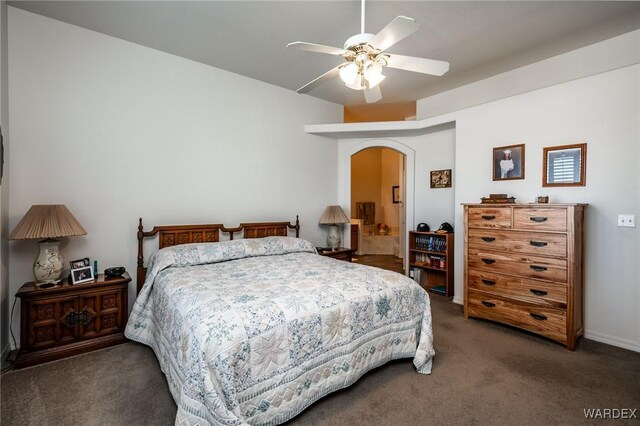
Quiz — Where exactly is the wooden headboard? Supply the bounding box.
[136,216,300,293]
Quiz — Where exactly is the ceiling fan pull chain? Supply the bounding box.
[361,0,366,34]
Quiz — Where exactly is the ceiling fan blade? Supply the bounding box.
[386,54,450,76]
[287,41,346,56]
[297,65,342,94]
[364,85,382,104]
[368,16,419,52]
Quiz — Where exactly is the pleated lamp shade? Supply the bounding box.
[319,205,350,225]
[9,205,87,240]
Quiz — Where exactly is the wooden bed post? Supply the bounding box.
[294,215,300,238]
[137,218,146,293]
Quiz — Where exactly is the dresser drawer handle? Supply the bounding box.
[530,289,548,296]
[481,301,495,308]
[481,215,495,220]
[530,241,548,247]
[481,258,496,264]
[481,237,496,242]
[530,265,547,272]
[530,313,547,321]
[530,216,548,222]
[481,279,496,286]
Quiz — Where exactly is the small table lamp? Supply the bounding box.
[319,205,350,250]
[9,205,87,284]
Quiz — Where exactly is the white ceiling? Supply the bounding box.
[8,1,640,106]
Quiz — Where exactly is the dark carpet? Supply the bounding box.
[2,297,639,425]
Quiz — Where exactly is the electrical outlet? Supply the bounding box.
[617,215,636,228]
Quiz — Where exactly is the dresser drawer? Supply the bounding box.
[467,269,566,308]
[513,207,567,232]
[468,207,512,229]
[468,248,567,283]
[468,228,567,258]
[467,290,567,345]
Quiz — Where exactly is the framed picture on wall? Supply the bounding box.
[493,144,525,181]
[392,186,400,203]
[430,169,452,188]
[543,143,586,187]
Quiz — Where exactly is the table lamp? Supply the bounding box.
[319,205,350,250]
[9,205,87,284]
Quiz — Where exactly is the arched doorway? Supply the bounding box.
[339,139,415,275]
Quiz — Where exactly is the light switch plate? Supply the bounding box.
[617,215,636,227]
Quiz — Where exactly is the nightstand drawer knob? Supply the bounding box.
[481,237,496,242]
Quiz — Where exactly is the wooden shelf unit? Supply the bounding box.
[409,231,454,297]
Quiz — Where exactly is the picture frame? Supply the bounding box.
[70,266,94,284]
[543,143,586,187]
[430,169,452,188]
[69,258,89,270]
[493,144,525,181]
[392,185,400,204]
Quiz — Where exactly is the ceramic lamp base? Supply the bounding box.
[34,239,63,283]
[327,224,341,250]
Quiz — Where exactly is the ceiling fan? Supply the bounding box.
[287,0,450,104]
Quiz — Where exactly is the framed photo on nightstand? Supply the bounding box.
[71,266,94,284]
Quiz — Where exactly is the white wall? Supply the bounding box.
[0,0,9,360]
[7,8,342,347]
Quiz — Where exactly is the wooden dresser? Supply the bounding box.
[462,203,586,350]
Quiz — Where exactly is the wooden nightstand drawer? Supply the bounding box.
[15,273,131,369]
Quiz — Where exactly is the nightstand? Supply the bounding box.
[14,272,131,369]
[317,247,354,262]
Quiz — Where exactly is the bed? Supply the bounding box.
[125,217,435,425]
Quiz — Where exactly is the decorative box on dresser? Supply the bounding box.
[14,273,131,368]
[462,204,587,350]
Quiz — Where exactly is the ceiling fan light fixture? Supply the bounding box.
[345,74,366,91]
[339,62,359,85]
[364,61,385,88]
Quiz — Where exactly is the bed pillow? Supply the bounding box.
[142,236,316,292]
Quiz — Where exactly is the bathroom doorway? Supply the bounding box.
[350,147,406,273]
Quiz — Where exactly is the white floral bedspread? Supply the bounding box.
[125,237,434,425]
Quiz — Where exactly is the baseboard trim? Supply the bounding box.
[584,331,640,353]
[452,296,463,305]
